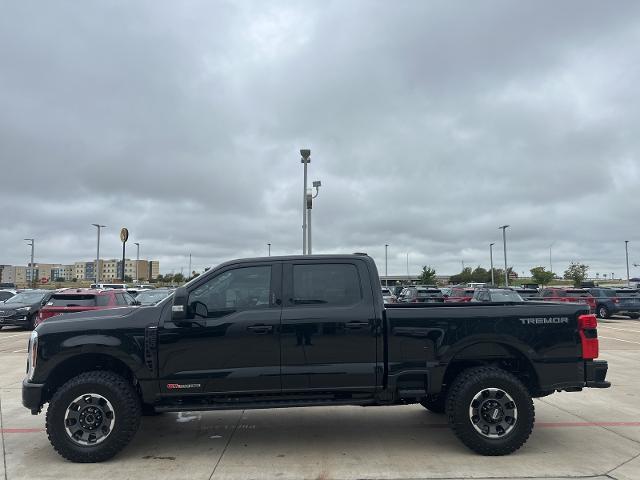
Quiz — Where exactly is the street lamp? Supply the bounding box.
[385,244,389,287]
[134,242,140,282]
[307,180,321,254]
[300,149,311,254]
[267,243,271,256]
[24,238,35,287]
[489,243,495,286]
[549,241,555,274]
[625,240,630,287]
[92,224,106,283]
[499,225,510,287]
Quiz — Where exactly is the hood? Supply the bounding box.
[35,306,147,335]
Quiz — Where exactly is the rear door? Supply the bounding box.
[280,259,379,393]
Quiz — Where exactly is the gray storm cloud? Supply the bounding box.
[1,0,639,277]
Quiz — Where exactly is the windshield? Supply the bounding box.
[136,290,172,305]
[5,291,46,304]
[490,290,523,302]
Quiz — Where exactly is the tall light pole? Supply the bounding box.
[385,244,389,287]
[267,243,271,256]
[489,243,495,286]
[499,225,510,287]
[625,240,630,287]
[307,180,321,254]
[188,253,192,280]
[406,252,409,281]
[549,242,555,274]
[24,238,35,287]
[134,242,140,282]
[92,224,106,283]
[300,149,310,254]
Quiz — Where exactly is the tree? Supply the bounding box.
[418,266,437,285]
[124,275,133,283]
[563,262,589,287]
[156,274,165,283]
[471,266,489,283]
[173,273,185,283]
[530,266,554,287]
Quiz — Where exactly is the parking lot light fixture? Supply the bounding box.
[268,243,271,256]
[499,225,510,287]
[385,244,389,287]
[300,149,311,255]
[24,238,35,288]
[134,242,140,281]
[92,224,106,283]
[489,243,495,286]
[625,241,630,287]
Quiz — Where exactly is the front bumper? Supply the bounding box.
[22,378,45,414]
[585,360,610,388]
[0,315,29,328]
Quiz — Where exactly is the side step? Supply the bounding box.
[155,398,375,412]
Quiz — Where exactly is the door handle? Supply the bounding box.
[247,325,273,334]
[346,321,369,329]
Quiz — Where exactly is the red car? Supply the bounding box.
[36,288,136,326]
[539,288,596,312]
[444,287,475,303]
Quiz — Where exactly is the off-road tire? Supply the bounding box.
[446,366,534,456]
[419,394,446,414]
[46,371,141,463]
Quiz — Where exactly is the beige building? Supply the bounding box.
[74,262,88,280]
[14,266,27,286]
[150,261,160,280]
[102,260,120,281]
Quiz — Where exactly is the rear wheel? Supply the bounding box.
[446,366,534,456]
[46,371,141,462]
[420,394,446,414]
[597,305,610,319]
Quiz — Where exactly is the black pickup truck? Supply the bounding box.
[23,254,609,463]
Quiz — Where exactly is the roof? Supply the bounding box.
[55,288,112,295]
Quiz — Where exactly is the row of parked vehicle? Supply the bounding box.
[380,284,640,319]
[0,286,174,330]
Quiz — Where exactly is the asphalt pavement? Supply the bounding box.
[0,316,638,480]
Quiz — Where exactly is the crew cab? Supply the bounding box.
[23,255,609,463]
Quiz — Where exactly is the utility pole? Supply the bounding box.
[24,238,35,288]
[134,242,140,282]
[188,253,192,280]
[549,242,554,274]
[385,244,389,287]
[489,243,495,286]
[92,224,106,284]
[268,243,271,256]
[625,240,630,287]
[499,225,510,287]
[300,149,310,254]
[406,253,409,281]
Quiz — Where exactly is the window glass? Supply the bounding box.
[292,263,361,306]
[96,295,111,306]
[189,266,271,317]
[49,295,96,307]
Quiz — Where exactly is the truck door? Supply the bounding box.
[158,262,282,395]
[280,259,379,394]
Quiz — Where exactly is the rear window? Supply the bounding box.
[292,263,361,306]
[416,289,441,297]
[615,289,640,297]
[49,294,98,307]
[566,290,591,298]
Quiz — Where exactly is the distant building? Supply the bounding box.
[150,261,160,280]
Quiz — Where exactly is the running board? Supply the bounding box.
[155,398,375,412]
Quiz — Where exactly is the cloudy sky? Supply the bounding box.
[2,0,639,278]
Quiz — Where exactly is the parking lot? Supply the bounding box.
[0,318,637,480]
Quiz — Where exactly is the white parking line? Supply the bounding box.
[12,349,26,353]
[599,325,640,334]
[599,335,640,345]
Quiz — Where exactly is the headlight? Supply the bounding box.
[17,306,31,312]
[27,331,38,381]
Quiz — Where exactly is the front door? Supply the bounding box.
[158,262,282,396]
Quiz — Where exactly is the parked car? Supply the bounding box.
[24,254,609,462]
[0,290,53,330]
[439,287,452,298]
[472,288,524,302]
[444,287,475,303]
[587,288,640,319]
[0,289,17,302]
[391,285,404,297]
[508,288,540,300]
[539,288,596,312]
[381,287,397,304]
[89,283,127,290]
[134,288,174,306]
[36,288,136,326]
[398,286,444,303]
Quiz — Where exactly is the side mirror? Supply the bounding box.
[172,287,189,323]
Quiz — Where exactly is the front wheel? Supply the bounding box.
[446,366,534,456]
[46,371,141,462]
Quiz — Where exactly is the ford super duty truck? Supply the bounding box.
[22,254,610,462]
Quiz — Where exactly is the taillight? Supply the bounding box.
[412,299,419,303]
[578,314,599,359]
[612,298,620,304]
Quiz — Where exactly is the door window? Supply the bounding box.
[189,266,272,318]
[292,263,361,306]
